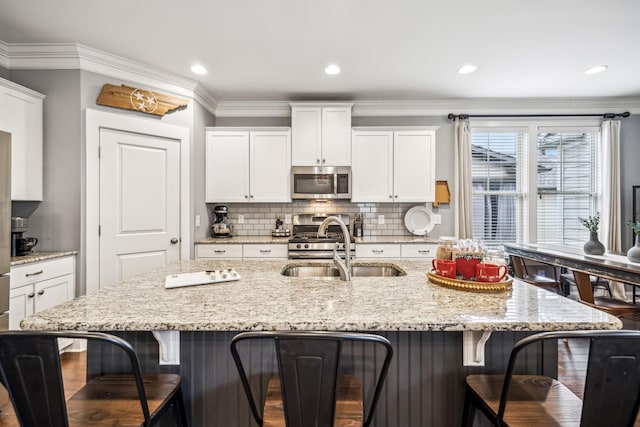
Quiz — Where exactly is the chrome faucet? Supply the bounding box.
[317,216,351,281]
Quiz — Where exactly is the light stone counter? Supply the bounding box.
[195,235,438,244]
[195,236,290,244]
[10,250,78,266]
[21,258,620,332]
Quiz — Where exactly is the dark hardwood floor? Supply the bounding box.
[0,351,87,427]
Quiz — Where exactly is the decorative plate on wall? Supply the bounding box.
[404,206,435,236]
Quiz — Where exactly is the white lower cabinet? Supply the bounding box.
[355,244,401,259]
[400,244,437,259]
[9,256,76,332]
[195,244,243,259]
[196,243,287,260]
[356,243,437,260]
[243,244,288,259]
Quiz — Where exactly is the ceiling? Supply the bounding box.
[1,0,639,103]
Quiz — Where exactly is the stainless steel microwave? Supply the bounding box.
[291,166,351,200]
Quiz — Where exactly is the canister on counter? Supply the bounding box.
[436,236,457,259]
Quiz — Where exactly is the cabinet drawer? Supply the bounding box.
[243,244,288,258]
[355,244,401,258]
[195,244,243,259]
[10,256,75,289]
[401,244,437,258]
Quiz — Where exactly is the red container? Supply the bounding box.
[432,259,457,278]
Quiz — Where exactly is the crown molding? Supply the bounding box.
[214,98,640,117]
[1,42,219,113]
[2,41,639,118]
[214,101,292,117]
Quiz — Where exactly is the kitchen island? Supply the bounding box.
[21,259,619,427]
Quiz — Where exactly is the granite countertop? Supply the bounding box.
[195,236,439,244]
[10,251,78,266]
[21,258,620,332]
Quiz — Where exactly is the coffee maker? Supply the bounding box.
[210,205,233,238]
[11,217,38,256]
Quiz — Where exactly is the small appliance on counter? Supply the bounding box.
[11,216,39,256]
[210,205,233,238]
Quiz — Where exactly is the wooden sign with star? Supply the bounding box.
[96,84,189,116]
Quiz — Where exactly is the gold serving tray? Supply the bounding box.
[427,270,513,292]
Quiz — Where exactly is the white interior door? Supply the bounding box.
[99,128,180,288]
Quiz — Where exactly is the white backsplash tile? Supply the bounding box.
[207,201,434,237]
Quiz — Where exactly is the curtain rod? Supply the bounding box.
[447,112,630,120]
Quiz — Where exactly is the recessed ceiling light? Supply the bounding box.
[324,64,341,75]
[191,64,208,75]
[584,65,608,75]
[457,64,477,75]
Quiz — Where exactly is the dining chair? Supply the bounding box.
[569,270,640,328]
[461,330,640,427]
[230,331,393,427]
[0,331,187,427]
[510,255,563,294]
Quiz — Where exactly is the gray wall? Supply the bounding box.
[192,101,216,242]
[9,69,83,278]
[621,115,640,250]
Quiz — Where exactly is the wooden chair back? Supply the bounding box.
[0,331,151,427]
[231,331,393,427]
[499,330,640,427]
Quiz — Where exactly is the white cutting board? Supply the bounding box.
[165,269,241,289]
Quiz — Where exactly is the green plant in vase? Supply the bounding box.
[627,220,640,262]
[578,212,605,255]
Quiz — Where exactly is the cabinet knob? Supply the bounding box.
[250,195,254,198]
[37,290,45,295]
[170,238,179,244]
[244,195,249,199]
[322,159,326,163]
[27,292,35,298]
[389,195,393,199]
[394,195,398,198]
[316,159,320,164]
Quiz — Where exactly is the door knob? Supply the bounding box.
[170,238,179,244]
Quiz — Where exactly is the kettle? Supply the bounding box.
[16,237,38,255]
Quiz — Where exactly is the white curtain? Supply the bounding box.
[454,118,473,239]
[601,118,625,299]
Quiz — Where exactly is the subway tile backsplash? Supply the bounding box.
[206,201,424,237]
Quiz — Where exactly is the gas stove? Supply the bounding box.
[287,214,355,259]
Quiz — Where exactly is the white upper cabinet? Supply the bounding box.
[0,78,45,201]
[290,103,352,166]
[351,130,394,202]
[351,127,437,203]
[206,128,291,203]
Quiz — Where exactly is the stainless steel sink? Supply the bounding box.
[281,263,406,278]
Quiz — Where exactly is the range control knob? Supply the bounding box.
[296,244,302,249]
[304,244,310,249]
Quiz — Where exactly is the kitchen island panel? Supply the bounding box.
[90,330,554,427]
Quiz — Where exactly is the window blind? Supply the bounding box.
[470,131,528,243]
[536,130,601,246]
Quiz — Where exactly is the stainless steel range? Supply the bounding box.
[288,214,355,259]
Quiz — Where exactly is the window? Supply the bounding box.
[471,131,527,243]
[536,130,601,245]
[470,123,601,246]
